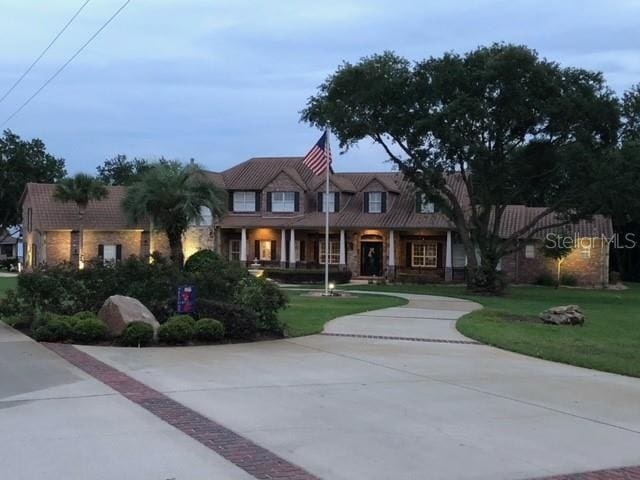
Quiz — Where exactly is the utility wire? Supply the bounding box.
[0,0,92,105]
[1,0,132,127]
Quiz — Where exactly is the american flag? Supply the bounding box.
[302,131,332,175]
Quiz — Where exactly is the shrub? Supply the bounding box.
[263,268,352,285]
[198,299,258,340]
[165,314,196,327]
[0,314,26,328]
[120,321,155,347]
[610,271,621,284]
[560,274,578,286]
[194,318,225,342]
[235,277,288,335]
[184,249,248,302]
[71,317,107,344]
[158,317,194,345]
[397,272,444,284]
[33,316,72,342]
[535,272,558,287]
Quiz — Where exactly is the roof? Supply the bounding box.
[20,157,612,239]
[22,183,148,231]
[0,230,17,245]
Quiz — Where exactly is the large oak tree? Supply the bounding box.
[302,44,620,293]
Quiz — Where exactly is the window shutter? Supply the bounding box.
[364,192,369,213]
[437,242,444,268]
[255,191,261,211]
[266,192,272,212]
[405,242,412,267]
[116,244,122,262]
[271,240,277,260]
[381,192,387,213]
[416,192,422,213]
[254,240,260,259]
[317,192,323,212]
[334,192,340,212]
[228,192,234,212]
[313,240,319,263]
[98,244,104,259]
[294,192,300,212]
[300,240,306,261]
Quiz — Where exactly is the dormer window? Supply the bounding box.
[416,193,435,213]
[233,191,257,212]
[267,192,299,212]
[318,192,340,213]
[365,192,386,213]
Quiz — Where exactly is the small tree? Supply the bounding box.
[541,233,574,286]
[122,162,227,267]
[54,174,108,267]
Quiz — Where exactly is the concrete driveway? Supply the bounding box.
[2,292,640,480]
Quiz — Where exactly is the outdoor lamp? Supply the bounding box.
[329,282,336,293]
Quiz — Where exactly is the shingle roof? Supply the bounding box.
[23,183,148,231]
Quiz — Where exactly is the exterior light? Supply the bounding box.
[329,282,336,291]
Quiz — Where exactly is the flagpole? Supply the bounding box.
[324,128,330,296]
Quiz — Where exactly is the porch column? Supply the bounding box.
[289,229,296,268]
[445,230,453,281]
[240,228,247,263]
[280,229,287,268]
[339,229,346,270]
[388,230,396,278]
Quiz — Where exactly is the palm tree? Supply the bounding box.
[122,161,227,267]
[54,173,108,267]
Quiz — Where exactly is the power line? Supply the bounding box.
[1,0,132,127]
[0,0,92,105]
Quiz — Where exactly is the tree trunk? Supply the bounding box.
[167,230,184,268]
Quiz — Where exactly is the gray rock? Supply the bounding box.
[539,305,585,326]
[98,295,159,337]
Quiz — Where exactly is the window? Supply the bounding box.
[294,240,301,262]
[190,206,213,226]
[271,192,296,212]
[525,244,535,259]
[229,239,240,261]
[368,192,382,213]
[319,240,340,264]
[103,245,117,264]
[581,245,591,259]
[321,192,336,213]
[27,208,33,232]
[233,191,256,212]
[259,240,272,261]
[412,242,438,267]
[0,244,13,256]
[418,194,435,213]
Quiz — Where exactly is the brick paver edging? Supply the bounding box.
[320,332,481,345]
[43,343,320,480]
[532,465,640,479]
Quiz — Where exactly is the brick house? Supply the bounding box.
[20,157,612,286]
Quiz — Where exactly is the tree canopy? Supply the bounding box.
[0,129,66,238]
[302,44,621,293]
[96,154,156,186]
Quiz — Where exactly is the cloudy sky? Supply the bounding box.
[1,0,639,174]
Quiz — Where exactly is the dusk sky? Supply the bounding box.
[1,0,639,174]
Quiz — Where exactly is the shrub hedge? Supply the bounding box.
[198,299,258,340]
[120,321,155,347]
[33,316,72,342]
[158,316,194,345]
[194,318,225,342]
[263,268,352,284]
[70,317,108,344]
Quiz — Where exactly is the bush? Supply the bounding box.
[184,250,248,302]
[165,314,196,327]
[560,274,578,286]
[194,318,225,342]
[263,268,352,284]
[610,271,621,284]
[0,314,26,328]
[535,272,558,287]
[198,299,258,340]
[234,277,288,335]
[158,317,194,345]
[33,316,72,342]
[71,317,107,344]
[120,321,155,347]
[397,272,445,284]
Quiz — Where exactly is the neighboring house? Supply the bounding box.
[20,157,612,286]
[0,230,18,262]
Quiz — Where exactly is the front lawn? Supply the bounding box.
[0,276,17,296]
[345,283,640,378]
[280,290,408,337]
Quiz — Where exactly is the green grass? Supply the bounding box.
[344,283,640,377]
[280,289,408,337]
[0,276,17,296]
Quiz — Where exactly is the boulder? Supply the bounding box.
[539,305,585,326]
[98,295,159,337]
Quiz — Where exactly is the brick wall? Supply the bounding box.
[45,231,72,265]
[83,231,146,262]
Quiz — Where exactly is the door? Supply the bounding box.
[361,242,383,276]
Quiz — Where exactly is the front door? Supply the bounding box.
[361,242,383,276]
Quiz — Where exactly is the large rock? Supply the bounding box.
[98,295,159,336]
[539,305,585,326]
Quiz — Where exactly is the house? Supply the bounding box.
[0,230,18,263]
[20,157,612,286]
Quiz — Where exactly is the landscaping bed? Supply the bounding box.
[345,283,640,378]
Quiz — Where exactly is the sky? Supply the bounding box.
[0,0,639,175]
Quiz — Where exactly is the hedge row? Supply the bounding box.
[263,268,352,285]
